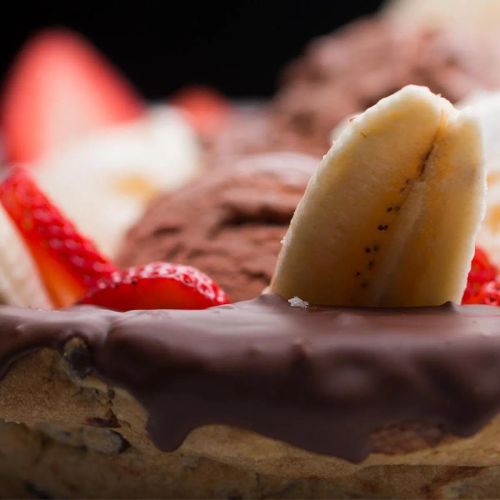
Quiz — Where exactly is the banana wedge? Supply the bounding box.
[0,204,51,308]
[271,85,485,307]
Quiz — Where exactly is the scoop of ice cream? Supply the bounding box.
[33,105,201,257]
[205,106,274,161]
[205,104,326,165]
[117,152,318,301]
[272,17,500,153]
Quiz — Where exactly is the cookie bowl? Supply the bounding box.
[2,296,500,498]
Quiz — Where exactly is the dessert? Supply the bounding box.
[205,4,500,162]
[32,106,200,257]
[1,30,202,257]
[0,168,116,308]
[118,152,319,301]
[81,262,229,311]
[203,106,277,163]
[462,247,499,305]
[4,297,500,498]
[457,90,500,266]
[0,205,50,309]
[271,17,500,155]
[0,83,499,499]
[3,2,500,493]
[272,86,484,306]
[1,30,143,164]
[171,86,231,138]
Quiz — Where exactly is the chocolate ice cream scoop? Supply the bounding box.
[272,17,500,153]
[117,152,318,301]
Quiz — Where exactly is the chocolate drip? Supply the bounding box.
[1,295,500,462]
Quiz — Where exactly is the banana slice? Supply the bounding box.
[0,204,51,308]
[271,85,485,307]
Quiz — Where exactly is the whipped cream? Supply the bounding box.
[460,91,500,265]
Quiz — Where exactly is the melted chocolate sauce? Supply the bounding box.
[1,294,500,462]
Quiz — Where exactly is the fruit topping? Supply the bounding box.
[271,85,485,307]
[462,246,500,305]
[468,280,500,306]
[1,29,144,164]
[462,246,498,303]
[0,204,51,308]
[0,168,117,308]
[80,262,230,311]
[171,85,231,136]
[30,105,201,257]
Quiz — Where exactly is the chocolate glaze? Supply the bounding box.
[2,295,500,462]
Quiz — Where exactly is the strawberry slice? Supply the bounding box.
[81,262,230,311]
[0,168,117,307]
[470,280,500,306]
[462,246,498,304]
[1,29,144,164]
[171,86,231,136]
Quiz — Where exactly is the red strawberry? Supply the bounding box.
[462,246,498,304]
[81,262,230,311]
[171,86,231,136]
[471,280,500,306]
[1,29,144,164]
[0,168,117,307]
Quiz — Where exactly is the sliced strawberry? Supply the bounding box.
[462,246,498,304]
[470,280,500,306]
[171,85,231,136]
[1,29,144,164]
[81,262,230,311]
[0,168,117,307]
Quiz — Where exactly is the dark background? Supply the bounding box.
[0,1,383,99]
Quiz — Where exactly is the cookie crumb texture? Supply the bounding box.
[0,348,499,498]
